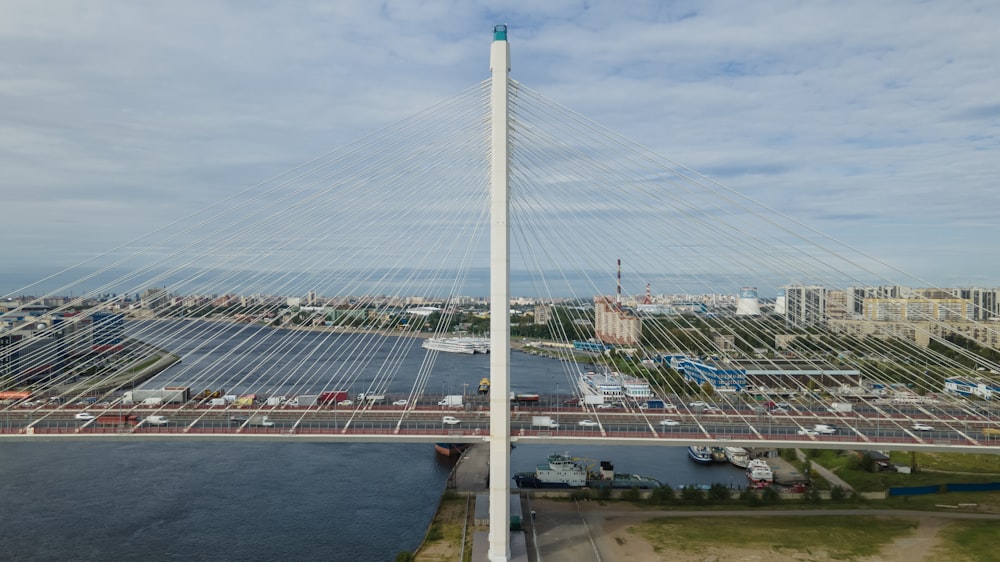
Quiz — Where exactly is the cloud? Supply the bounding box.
[2,0,999,293]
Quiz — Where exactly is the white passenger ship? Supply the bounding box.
[421,337,490,354]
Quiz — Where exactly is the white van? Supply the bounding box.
[145,415,169,426]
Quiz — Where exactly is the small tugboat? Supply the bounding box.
[513,452,660,489]
[477,377,490,394]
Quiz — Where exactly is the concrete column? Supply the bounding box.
[488,23,511,562]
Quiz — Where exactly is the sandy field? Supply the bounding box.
[530,499,996,562]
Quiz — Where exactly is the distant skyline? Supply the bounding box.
[3,1,1000,291]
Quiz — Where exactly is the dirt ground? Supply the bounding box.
[533,499,991,562]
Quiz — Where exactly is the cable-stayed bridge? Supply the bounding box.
[2,25,999,560]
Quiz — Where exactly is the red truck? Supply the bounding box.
[97,414,139,427]
[318,391,349,404]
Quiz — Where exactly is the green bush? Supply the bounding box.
[649,484,675,505]
[739,488,763,507]
[680,486,706,505]
[708,483,732,502]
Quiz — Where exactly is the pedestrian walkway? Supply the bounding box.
[796,448,854,491]
[454,444,490,493]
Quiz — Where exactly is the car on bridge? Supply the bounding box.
[577,419,599,427]
[392,400,408,406]
[796,428,819,436]
[337,400,353,406]
[911,423,934,431]
[659,419,680,426]
[74,412,95,421]
[442,416,461,425]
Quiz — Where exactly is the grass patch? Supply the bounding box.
[635,515,916,559]
[800,449,1000,492]
[932,520,1000,562]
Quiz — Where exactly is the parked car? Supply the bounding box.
[74,412,95,421]
[911,423,934,431]
[577,419,599,427]
[442,416,461,425]
[659,419,680,426]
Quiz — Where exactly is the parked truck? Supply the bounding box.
[248,414,275,427]
[438,395,464,407]
[531,415,559,429]
[828,402,853,413]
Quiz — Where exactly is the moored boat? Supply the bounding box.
[434,443,472,457]
[687,446,714,464]
[513,452,661,489]
[711,447,728,463]
[723,446,749,468]
[746,458,774,487]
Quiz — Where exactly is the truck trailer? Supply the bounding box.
[97,414,139,427]
[319,391,349,404]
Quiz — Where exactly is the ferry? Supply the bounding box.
[513,452,661,489]
[723,446,749,468]
[746,458,774,487]
[422,337,490,354]
[687,446,714,464]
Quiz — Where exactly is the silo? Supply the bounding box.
[736,287,761,316]
[774,288,787,315]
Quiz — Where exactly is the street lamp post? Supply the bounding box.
[556,383,559,427]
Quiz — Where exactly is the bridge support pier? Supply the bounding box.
[488,24,511,562]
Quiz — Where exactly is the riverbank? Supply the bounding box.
[411,444,1000,561]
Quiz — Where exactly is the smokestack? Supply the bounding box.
[616,258,622,306]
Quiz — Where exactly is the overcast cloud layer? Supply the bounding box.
[2,1,998,293]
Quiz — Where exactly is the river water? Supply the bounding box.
[0,323,746,561]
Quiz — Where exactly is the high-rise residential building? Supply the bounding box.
[783,285,828,328]
[593,296,641,345]
[956,287,999,321]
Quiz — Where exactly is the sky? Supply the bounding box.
[3,0,1000,294]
